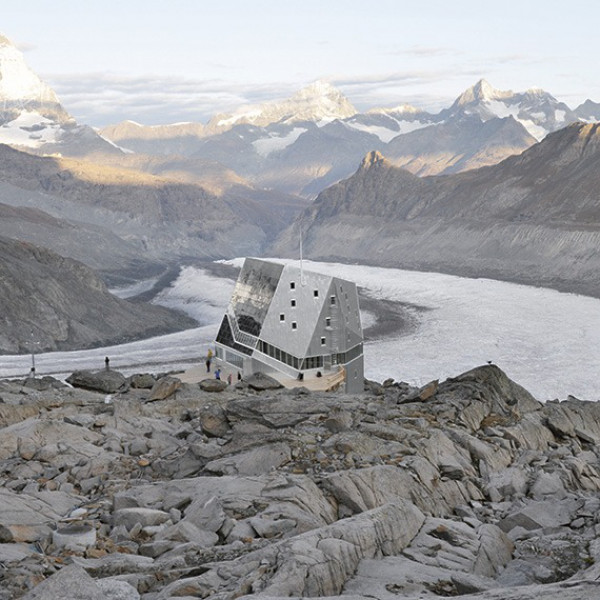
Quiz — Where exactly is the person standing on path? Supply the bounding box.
[206,348,213,372]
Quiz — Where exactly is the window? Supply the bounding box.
[325,317,331,327]
[321,337,326,345]
[291,299,296,307]
[292,321,297,330]
[280,313,285,321]
[313,290,319,297]
[330,296,336,305]
[290,282,295,290]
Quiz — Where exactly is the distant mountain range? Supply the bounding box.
[100,78,600,197]
[272,122,600,297]
[1,30,598,201]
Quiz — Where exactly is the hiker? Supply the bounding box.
[105,356,110,371]
[215,368,221,380]
[227,372,233,385]
[206,348,213,372]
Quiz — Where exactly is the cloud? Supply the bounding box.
[43,63,561,127]
[390,46,458,58]
[331,71,469,112]
[44,72,308,126]
[15,41,37,53]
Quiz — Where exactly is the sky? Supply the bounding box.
[2,0,599,126]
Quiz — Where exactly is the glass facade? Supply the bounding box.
[257,339,326,371]
[215,316,253,356]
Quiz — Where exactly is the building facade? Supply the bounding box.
[214,258,364,392]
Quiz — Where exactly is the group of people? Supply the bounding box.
[205,347,240,386]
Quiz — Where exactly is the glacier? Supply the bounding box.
[1,261,599,403]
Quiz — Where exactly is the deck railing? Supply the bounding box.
[228,310,258,350]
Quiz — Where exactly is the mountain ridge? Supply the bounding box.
[99,78,596,197]
[0,235,196,353]
[271,121,600,297]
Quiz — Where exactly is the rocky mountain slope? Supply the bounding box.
[101,79,597,197]
[2,364,600,599]
[575,99,600,122]
[0,236,196,353]
[272,122,600,297]
[0,143,304,279]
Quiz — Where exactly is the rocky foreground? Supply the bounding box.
[2,365,600,599]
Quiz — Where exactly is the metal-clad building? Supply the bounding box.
[215,258,364,392]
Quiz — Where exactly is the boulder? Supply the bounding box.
[96,578,141,600]
[204,442,291,476]
[22,376,66,391]
[147,376,181,401]
[486,467,529,501]
[245,372,283,391]
[156,520,218,547]
[112,507,171,530]
[182,496,226,532]
[128,373,156,389]
[0,488,64,543]
[66,369,128,393]
[498,500,579,534]
[199,378,228,392]
[199,405,231,437]
[530,472,567,500]
[249,516,296,538]
[21,564,105,600]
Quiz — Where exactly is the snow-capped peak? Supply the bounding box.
[0,33,118,155]
[454,79,512,106]
[209,80,357,131]
[525,87,545,95]
[367,103,423,116]
[0,33,63,109]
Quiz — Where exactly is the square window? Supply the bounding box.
[290,282,295,290]
[330,296,336,304]
[280,313,285,321]
[325,317,331,327]
[291,299,296,307]
[321,337,326,345]
[292,321,297,330]
[313,290,319,297]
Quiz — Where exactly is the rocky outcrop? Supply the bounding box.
[2,364,600,599]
